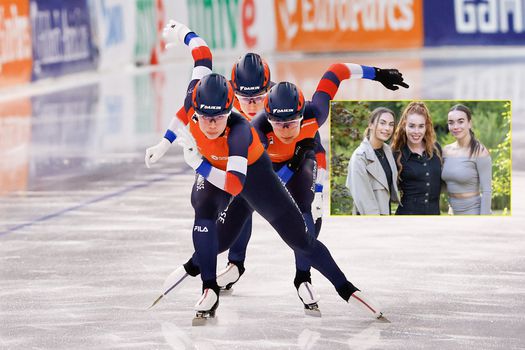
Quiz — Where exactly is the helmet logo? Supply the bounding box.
[200,104,222,110]
[273,108,294,114]
[240,86,260,91]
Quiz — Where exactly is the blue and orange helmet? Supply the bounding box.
[231,53,271,97]
[192,73,235,116]
[264,82,305,121]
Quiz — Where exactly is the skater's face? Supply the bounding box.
[372,112,395,143]
[269,117,303,144]
[236,91,267,119]
[405,113,426,146]
[197,112,230,139]
[447,110,471,140]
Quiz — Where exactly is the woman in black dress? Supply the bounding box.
[391,102,443,215]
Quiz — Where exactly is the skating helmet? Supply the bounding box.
[231,53,271,97]
[264,82,305,122]
[192,73,235,116]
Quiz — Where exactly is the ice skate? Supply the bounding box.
[149,260,201,309]
[348,291,388,321]
[192,288,219,326]
[297,281,321,317]
[217,262,244,293]
[149,265,192,309]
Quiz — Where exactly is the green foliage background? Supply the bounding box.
[330,100,511,215]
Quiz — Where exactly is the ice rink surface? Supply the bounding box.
[1,47,525,349]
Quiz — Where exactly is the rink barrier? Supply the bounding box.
[0,0,32,88]
[0,98,31,195]
[2,0,525,88]
[91,0,136,71]
[29,84,100,180]
[273,0,424,52]
[30,0,97,80]
[424,0,525,46]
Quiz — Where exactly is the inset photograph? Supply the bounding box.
[330,100,511,216]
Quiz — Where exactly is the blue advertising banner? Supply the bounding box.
[424,0,525,46]
[30,0,98,80]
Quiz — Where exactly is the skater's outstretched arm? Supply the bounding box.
[165,20,213,128]
[308,63,409,127]
[145,20,212,167]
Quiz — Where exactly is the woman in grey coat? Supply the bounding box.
[346,107,400,215]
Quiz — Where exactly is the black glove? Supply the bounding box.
[288,138,317,171]
[373,68,409,91]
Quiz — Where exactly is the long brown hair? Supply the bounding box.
[448,104,484,158]
[364,107,395,140]
[391,102,442,177]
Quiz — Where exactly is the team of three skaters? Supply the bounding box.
[145,20,409,322]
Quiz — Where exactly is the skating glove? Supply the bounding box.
[162,19,192,49]
[145,138,172,168]
[373,68,409,91]
[312,190,323,221]
[176,127,204,170]
[288,138,317,171]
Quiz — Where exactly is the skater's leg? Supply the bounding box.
[242,154,348,290]
[282,156,322,313]
[285,157,318,274]
[187,196,253,268]
[216,198,254,288]
[190,175,231,284]
[154,175,229,304]
[180,197,253,290]
[243,156,384,318]
[227,215,252,264]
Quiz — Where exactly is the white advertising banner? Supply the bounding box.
[92,0,136,70]
[157,0,276,61]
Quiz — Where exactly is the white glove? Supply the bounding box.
[145,138,172,168]
[312,192,323,221]
[162,19,191,49]
[176,127,203,170]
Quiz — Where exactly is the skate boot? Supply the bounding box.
[216,261,245,292]
[192,284,220,326]
[348,291,387,321]
[294,270,321,317]
[338,281,387,321]
[297,281,321,317]
[149,258,201,309]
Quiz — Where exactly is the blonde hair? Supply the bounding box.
[391,101,442,178]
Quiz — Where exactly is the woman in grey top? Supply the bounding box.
[346,107,400,215]
[442,104,492,214]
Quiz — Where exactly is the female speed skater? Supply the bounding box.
[211,53,329,304]
[146,20,408,324]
